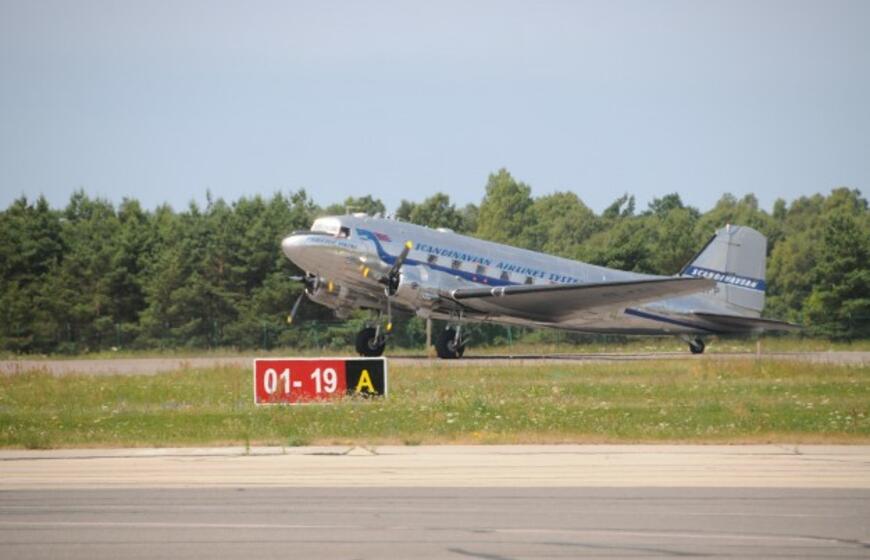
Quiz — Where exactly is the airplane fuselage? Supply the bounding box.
[281,214,758,337]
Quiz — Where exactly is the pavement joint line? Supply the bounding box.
[0,447,349,462]
[3,444,870,461]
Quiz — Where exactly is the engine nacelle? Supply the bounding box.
[308,285,339,309]
[393,265,439,309]
[307,280,356,317]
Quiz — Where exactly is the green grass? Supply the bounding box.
[1,360,868,449]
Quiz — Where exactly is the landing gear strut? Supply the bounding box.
[688,337,706,355]
[355,326,386,357]
[436,326,466,359]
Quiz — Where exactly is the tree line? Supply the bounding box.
[1,169,867,354]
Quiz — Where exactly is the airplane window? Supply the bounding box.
[451,259,462,270]
[475,265,486,276]
[427,254,438,265]
[524,276,534,285]
[311,218,340,236]
[338,226,350,238]
[500,271,510,281]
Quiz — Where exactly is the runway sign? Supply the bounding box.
[253,357,387,404]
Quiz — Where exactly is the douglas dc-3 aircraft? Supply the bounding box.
[281,213,799,358]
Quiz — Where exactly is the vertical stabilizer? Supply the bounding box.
[680,225,767,316]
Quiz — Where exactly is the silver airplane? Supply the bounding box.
[281,213,798,358]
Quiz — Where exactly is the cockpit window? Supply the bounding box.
[310,218,345,237]
[311,218,341,237]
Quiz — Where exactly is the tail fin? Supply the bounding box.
[680,225,767,316]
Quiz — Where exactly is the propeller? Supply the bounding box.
[287,291,305,324]
[386,241,414,296]
[383,241,413,333]
[286,274,324,324]
[384,292,394,333]
[356,240,414,333]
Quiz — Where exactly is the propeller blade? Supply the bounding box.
[385,294,393,333]
[389,241,414,277]
[384,241,413,295]
[287,292,306,324]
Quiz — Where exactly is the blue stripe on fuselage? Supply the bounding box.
[355,228,515,287]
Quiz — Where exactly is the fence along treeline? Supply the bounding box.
[1,169,867,354]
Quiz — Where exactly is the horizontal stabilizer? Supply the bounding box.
[692,312,802,333]
[448,277,715,322]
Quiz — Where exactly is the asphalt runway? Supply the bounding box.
[1,446,868,558]
[1,350,868,376]
[2,487,868,560]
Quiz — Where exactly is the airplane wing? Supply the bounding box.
[691,312,802,333]
[447,277,715,322]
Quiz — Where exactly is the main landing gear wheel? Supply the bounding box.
[436,327,465,359]
[355,327,386,357]
[688,337,706,355]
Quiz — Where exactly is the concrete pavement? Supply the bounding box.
[2,446,868,559]
[1,445,868,489]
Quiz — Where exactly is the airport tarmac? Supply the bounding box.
[1,445,869,490]
[1,350,868,376]
[2,487,867,560]
[1,446,868,558]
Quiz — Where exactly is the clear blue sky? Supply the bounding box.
[1,0,868,214]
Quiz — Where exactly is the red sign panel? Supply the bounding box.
[253,358,386,404]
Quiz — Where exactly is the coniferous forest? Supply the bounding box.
[1,169,868,354]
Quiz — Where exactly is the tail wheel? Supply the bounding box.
[688,338,706,354]
[436,327,465,359]
[355,327,386,357]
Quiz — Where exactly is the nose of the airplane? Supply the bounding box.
[281,234,308,263]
